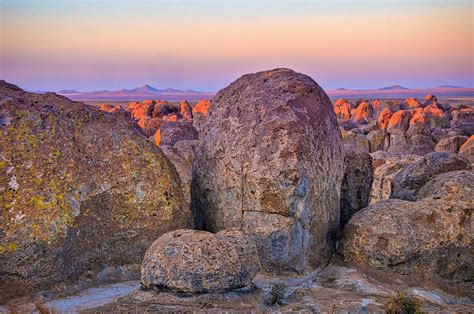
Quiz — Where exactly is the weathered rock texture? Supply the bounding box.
[368,154,422,204]
[160,140,199,205]
[141,229,260,293]
[192,68,344,272]
[0,81,192,301]
[154,121,198,146]
[341,170,473,283]
[390,152,470,201]
[192,99,211,134]
[434,135,468,153]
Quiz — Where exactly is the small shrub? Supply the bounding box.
[267,283,288,306]
[386,291,422,314]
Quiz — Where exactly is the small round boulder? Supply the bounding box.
[141,229,261,293]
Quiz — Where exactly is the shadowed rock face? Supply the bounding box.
[340,149,373,228]
[451,108,474,135]
[191,68,344,273]
[390,152,470,201]
[154,121,198,146]
[141,229,260,293]
[0,81,193,301]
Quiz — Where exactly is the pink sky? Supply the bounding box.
[1,0,473,92]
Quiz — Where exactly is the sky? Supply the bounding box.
[1,0,473,92]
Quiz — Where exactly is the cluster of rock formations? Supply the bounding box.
[335,95,473,160]
[1,68,473,311]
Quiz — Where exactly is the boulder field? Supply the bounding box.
[1,70,473,311]
[335,96,473,156]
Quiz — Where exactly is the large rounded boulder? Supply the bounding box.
[191,68,344,272]
[141,229,260,293]
[341,170,473,283]
[0,81,192,301]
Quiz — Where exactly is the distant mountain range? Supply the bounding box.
[377,85,409,90]
[326,85,473,99]
[57,84,213,101]
[55,84,473,101]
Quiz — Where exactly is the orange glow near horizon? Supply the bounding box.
[1,1,472,91]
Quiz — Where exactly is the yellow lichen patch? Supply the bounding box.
[6,242,17,252]
[341,130,350,140]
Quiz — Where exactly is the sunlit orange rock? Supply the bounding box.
[163,114,178,123]
[371,99,381,112]
[333,98,353,122]
[387,110,412,135]
[423,105,449,128]
[193,99,212,116]
[404,98,421,109]
[99,103,114,112]
[351,100,373,124]
[180,100,193,123]
[130,100,155,121]
[192,99,212,132]
[377,108,393,130]
[154,129,161,146]
[128,101,140,111]
[98,103,132,121]
[423,94,440,108]
[407,108,430,136]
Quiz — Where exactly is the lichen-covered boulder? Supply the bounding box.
[390,152,470,201]
[341,170,473,283]
[341,130,370,153]
[191,68,344,272]
[141,229,260,293]
[366,130,386,153]
[0,81,192,301]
